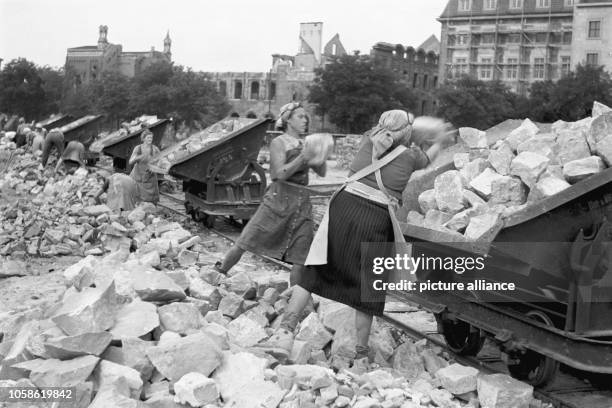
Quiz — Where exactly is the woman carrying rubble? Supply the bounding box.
[129,129,160,204]
[214,102,327,288]
[258,110,454,362]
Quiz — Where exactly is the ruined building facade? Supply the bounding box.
[65,26,172,85]
[438,0,612,95]
[370,35,441,116]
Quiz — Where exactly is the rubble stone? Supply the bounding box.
[453,153,470,169]
[146,332,223,381]
[295,313,333,350]
[218,292,245,319]
[510,152,550,188]
[556,130,591,165]
[589,112,612,165]
[158,302,202,335]
[477,373,533,408]
[188,277,222,309]
[405,210,424,226]
[51,281,119,336]
[490,176,526,205]
[435,363,478,394]
[44,331,112,360]
[469,168,505,199]
[391,342,425,380]
[102,337,155,382]
[530,177,571,201]
[506,119,539,151]
[177,249,198,267]
[12,355,99,387]
[593,101,612,119]
[88,378,140,408]
[563,156,606,183]
[459,158,490,186]
[423,209,453,229]
[289,340,312,364]
[225,271,258,299]
[434,170,466,213]
[417,189,438,213]
[213,351,285,408]
[83,205,112,217]
[110,298,159,339]
[93,359,143,399]
[464,212,502,241]
[174,372,219,406]
[202,322,230,350]
[227,314,268,347]
[462,190,486,207]
[133,270,186,302]
[459,127,487,148]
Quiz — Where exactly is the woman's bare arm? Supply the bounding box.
[311,161,327,177]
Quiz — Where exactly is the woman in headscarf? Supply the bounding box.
[129,129,160,204]
[257,110,454,361]
[214,102,326,287]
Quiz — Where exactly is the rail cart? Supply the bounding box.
[149,117,273,227]
[36,114,74,131]
[58,115,104,163]
[398,154,612,387]
[94,118,171,173]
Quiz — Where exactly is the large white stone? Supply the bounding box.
[477,373,533,408]
[487,141,514,175]
[517,134,559,162]
[434,170,466,214]
[563,156,606,183]
[174,372,218,406]
[132,270,186,302]
[110,299,159,340]
[417,189,438,213]
[506,119,539,151]
[295,312,333,350]
[490,176,526,206]
[435,363,478,395]
[592,101,612,119]
[469,168,505,199]
[227,315,268,347]
[157,302,202,335]
[589,112,612,165]
[530,177,571,201]
[93,359,143,399]
[510,151,550,188]
[11,355,99,387]
[556,130,591,165]
[459,127,487,148]
[464,213,502,241]
[459,158,490,186]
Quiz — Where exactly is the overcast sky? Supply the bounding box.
[0,0,448,72]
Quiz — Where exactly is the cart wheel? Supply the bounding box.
[437,315,485,356]
[506,310,559,387]
[204,215,215,229]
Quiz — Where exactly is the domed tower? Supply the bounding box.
[163,30,172,60]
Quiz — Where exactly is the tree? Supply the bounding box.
[526,64,612,122]
[435,76,520,129]
[89,71,131,127]
[0,58,47,120]
[308,55,417,133]
[37,65,64,116]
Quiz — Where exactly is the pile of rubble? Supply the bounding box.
[90,115,160,153]
[407,102,612,241]
[0,239,540,408]
[149,118,255,173]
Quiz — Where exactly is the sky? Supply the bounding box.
[0,0,448,72]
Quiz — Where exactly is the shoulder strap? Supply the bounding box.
[346,145,407,183]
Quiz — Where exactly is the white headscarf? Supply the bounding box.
[369,110,414,160]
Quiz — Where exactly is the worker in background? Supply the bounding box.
[129,129,160,204]
[15,118,29,148]
[93,172,139,212]
[30,125,45,155]
[54,140,86,174]
[41,127,65,167]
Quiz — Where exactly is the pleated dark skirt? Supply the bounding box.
[299,189,394,316]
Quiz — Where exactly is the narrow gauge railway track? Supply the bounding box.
[156,191,612,408]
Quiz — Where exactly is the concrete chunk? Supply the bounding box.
[490,176,526,206]
[435,363,478,394]
[146,332,222,381]
[592,101,612,119]
[459,158,490,186]
[93,359,143,399]
[507,119,539,151]
[157,302,202,335]
[133,270,186,302]
[469,168,505,199]
[44,331,112,360]
[110,298,159,340]
[510,151,550,188]
[227,315,268,347]
[295,312,333,350]
[12,355,99,387]
[464,212,502,241]
[563,156,605,183]
[530,177,571,201]
[556,130,591,165]
[453,153,470,169]
[218,292,245,319]
[418,189,438,213]
[488,141,515,176]
[477,373,533,408]
[174,372,218,406]
[459,127,487,148]
[434,170,466,213]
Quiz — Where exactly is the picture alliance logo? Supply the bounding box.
[372,254,486,275]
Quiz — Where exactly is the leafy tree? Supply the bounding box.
[308,54,417,133]
[37,65,64,116]
[89,71,131,127]
[436,76,519,129]
[526,64,612,122]
[0,58,47,120]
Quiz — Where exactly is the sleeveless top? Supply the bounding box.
[275,134,308,185]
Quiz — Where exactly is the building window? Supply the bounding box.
[455,58,468,77]
[534,58,545,79]
[510,0,523,9]
[508,33,521,43]
[234,81,242,99]
[482,34,495,44]
[588,21,601,38]
[423,74,428,89]
[457,34,468,45]
[586,53,599,66]
[269,82,276,99]
[413,73,419,88]
[506,58,518,79]
[433,76,438,87]
[219,81,227,97]
[480,58,492,79]
[458,0,471,11]
[484,0,497,9]
[565,0,574,6]
[561,56,571,76]
[536,0,550,8]
[563,32,572,44]
[250,81,260,100]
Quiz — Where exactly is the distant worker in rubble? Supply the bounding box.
[129,129,160,204]
[93,172,139,212]
[30,125,46,155]
[41,127,65,167]
[14,118,30,148]
[54,141,87,174]
[214,102,327,286]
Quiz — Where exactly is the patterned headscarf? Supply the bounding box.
[369,110,414,160]
[275,102,303,130]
